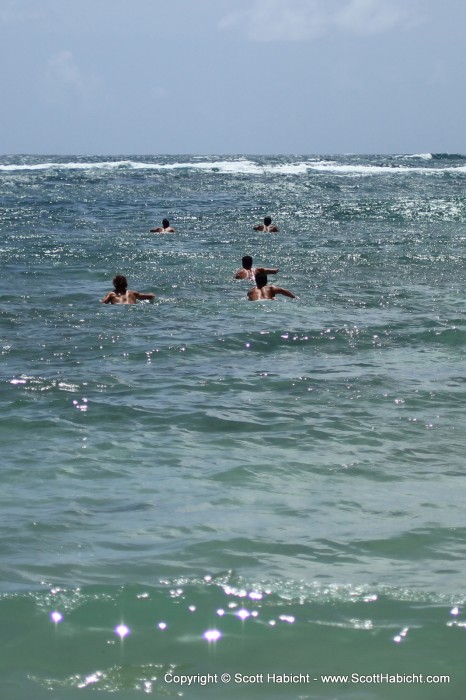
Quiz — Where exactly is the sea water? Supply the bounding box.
[1,154,466,699]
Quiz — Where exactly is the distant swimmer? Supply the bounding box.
[247,269,296,301]
[150,218,175,233]
[234,255,279,280]
[101,275,155,304]
[253,216,279,232]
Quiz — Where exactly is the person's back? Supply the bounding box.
[247,285,277,300]
[247,269,295,300]
[101,275,155,304]
[103,290,146,304]
[150,218,175,233]
[235,255,278,280]
[253,216,279,233]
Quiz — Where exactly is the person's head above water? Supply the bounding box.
[242,255,253,270]
[254,269,268,288]
[162,219,170,228]
[113,275,128,293]
[263,216,272,226]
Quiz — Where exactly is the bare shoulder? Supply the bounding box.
[150,227,163,232]
[101,291,116,304]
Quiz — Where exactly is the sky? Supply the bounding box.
[1,0,465,155]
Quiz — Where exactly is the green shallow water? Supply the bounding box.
[1,579,465,699]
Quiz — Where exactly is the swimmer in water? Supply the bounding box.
[150,218,175,233]
[253,216,279,232]
[234,255,279,280]
[247,269,296,301]
[101,275,155,304]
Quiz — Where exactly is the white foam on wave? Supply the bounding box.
[395,153,433,161]
[1,157,465,176]
[307,162,423,175]
[306,162,466,175]
[0,159,311,175]
[0,160,136,172]
[0,159,173,172]
[162,159,309,175]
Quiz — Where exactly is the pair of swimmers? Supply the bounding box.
[150,216,278,235]
[234,255,296,300]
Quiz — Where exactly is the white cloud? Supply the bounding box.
[219,0,328,41]
[41,51,102,110]
[335,0,407,35]
[219,0,417,42]
[0,0,44,24]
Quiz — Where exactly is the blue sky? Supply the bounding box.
[1,0,465,154]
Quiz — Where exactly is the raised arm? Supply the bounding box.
[273,286,296,299]
[134,292,155,301]
[264,267,279,275]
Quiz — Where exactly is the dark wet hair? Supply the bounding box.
[254,269,268,287]
[264,216,272,226]
[242,255,253,269]
[162,219,170,228]
[113,274,128,292]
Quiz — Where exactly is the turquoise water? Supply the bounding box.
[1,154,466,698]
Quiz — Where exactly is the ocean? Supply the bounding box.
[1,154,465,699]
